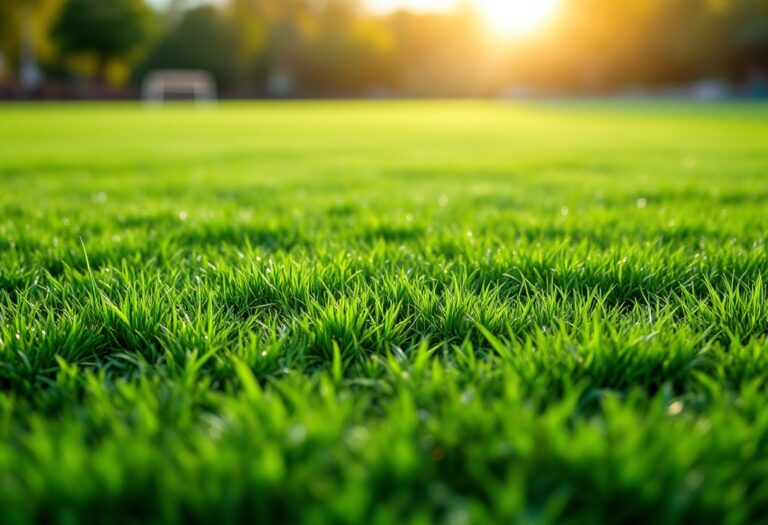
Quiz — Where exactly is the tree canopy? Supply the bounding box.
[51,0,154,77]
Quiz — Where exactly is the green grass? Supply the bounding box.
[1,101,767,524]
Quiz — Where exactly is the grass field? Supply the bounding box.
[1,101,767,524]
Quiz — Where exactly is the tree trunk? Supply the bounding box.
[19,3,42,92]
[95,56,108,86]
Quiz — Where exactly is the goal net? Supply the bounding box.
[141,70,217,105]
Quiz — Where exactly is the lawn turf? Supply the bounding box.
[1,101,768,524]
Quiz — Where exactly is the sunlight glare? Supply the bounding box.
[473,0,561,37]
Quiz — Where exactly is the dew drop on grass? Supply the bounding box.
[208,426,222,440]
[668,401,684,416]
[91,192,108,203]
[288,424,307,445]
[696,419,712,434]
[345,426,369,449]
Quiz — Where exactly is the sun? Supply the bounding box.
[473,0,561,37]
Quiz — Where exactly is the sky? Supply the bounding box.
[148,0,458,12]
[369,0,563,37]
[147,0,562,37]
[366,0,457,13]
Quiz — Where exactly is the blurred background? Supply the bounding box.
[1,0,768,100]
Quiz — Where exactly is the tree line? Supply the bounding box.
[1,0,767,97]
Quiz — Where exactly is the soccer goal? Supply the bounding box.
[141,70,217,105]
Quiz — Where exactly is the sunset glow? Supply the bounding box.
[367,0,562,36]
[473,0,561,37]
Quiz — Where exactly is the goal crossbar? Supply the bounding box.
[142,70,217,104]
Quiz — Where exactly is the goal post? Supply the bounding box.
[141,70,217,105]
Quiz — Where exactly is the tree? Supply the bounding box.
[137,5,246,89]
[0,0,62,84]
[51,0,155,82]
[724,0,768,76]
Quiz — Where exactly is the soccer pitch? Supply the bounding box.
[1,101,767,523]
